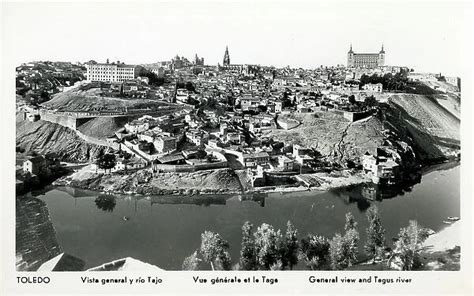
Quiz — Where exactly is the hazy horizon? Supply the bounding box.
[3,1,472,76]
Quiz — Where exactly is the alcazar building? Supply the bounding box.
[347,45,385,68]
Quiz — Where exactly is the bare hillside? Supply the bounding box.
[267,112,385,162]
[387,94,460,161]
[16,114,105,162]
[77,117,130,138]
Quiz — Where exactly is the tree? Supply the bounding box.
[344,212,357,232]
[239,221,257,270]
[185,81,196,92]
[329,233,346,270]
[348,95,356,104]
[195,149,207,159]
[95,149,105,173]
[329,230,359,270]
[97,153,116,173]
[343,228,360,267]
[393,220,429,270]
[299,234,330,270]
[364,95,378,108]
[364,205,386,263]
[329,212,359,270]
[253,223,283,270]
[182,250,200,270]
[283,221,299,270]
[269,260,283,270]
[200,231,231,270]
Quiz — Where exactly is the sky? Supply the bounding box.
[2,0,472,76]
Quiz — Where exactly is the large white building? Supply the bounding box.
[85,61,138,82]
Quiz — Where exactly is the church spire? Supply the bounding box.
[348,43,353,53]
[223,46,230,66]
[380,43,385,53]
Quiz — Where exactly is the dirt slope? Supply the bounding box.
[77,117,130,138]
[387,94,460,161]
[16,114,105,162]
[267,112,385,162]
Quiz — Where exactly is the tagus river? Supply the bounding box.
[35,164,460,270]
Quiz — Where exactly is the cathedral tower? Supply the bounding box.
[347,44,354,67]
[223,46,230,66]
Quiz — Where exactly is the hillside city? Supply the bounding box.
[16,45,460,194]
[15,45,461,272]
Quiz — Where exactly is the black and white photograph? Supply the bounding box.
[1,0,473,295]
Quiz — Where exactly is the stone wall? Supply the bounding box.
[154,161,228,173]
[39,111,78,129]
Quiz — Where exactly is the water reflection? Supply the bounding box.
[151,195,228,206]
[94,195,117,212]
[326,169,423,212]
[59,164,449,213]
[66,175,422,211]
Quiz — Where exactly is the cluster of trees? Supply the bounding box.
[182,205,430,271]
[137,68,166,87]
[359,73,409,92]
[95,150,116,173]
[183,221,299,271]
[176,81,196,92]
[347,94,378,109]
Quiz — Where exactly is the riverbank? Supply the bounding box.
[52,160,459,198]
[53,165,244,196]
[423,221,460,252]
[53,164,373,197]
[419,221,461,271]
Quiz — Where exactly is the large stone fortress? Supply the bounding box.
[347,44,385,68]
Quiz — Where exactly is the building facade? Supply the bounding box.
[347,45,385,68]
[85,60,138,82]
[362,83,383,92]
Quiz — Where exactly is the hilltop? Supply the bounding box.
[41,84,170,112]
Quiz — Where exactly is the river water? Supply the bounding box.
[35,163,460,270]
